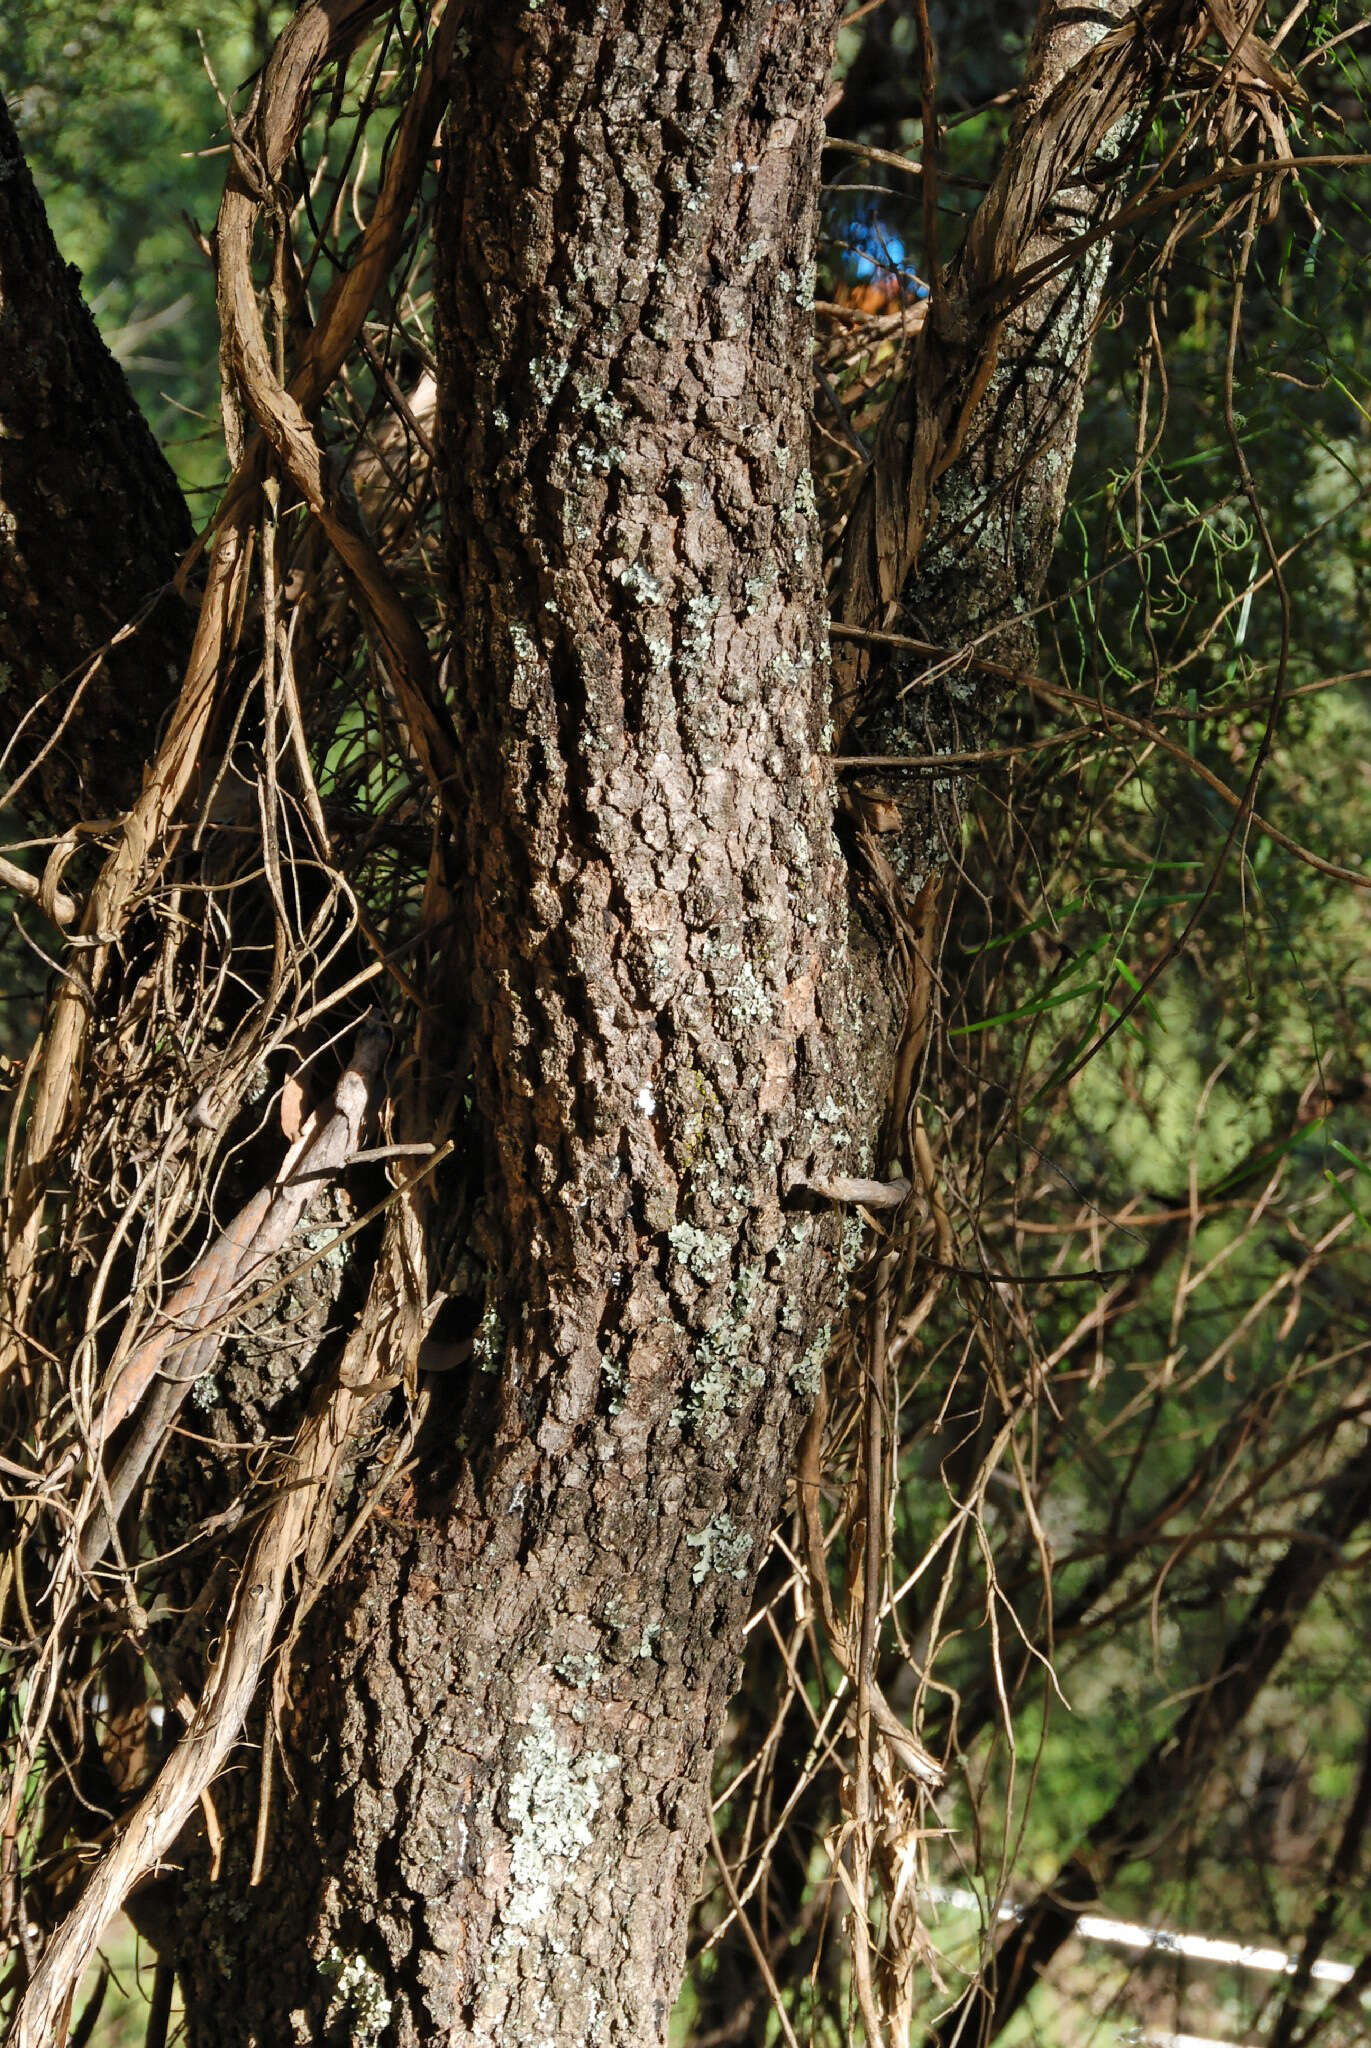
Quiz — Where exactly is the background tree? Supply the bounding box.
[1,3,1369,2047]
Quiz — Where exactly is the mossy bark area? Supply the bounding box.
[169,8,908,2046]
[0,96,192,826]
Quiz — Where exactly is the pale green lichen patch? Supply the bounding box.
[301,1221,348,1270]
[667,1220,732,1282]
[598,1350,626,1413]
[502,1705,616,1936]
[527,355,566,402]
[727,960,772,1027]
[473,1298,504,1373]
[612,559,663,605]
[506,618,542,682]
[319,1945,393,2048]
[687,1512,752,1585]
[841,1212,867,1270]
[555,1649,604,1689]
[789,1321,832,1399]
[674,1266,766,1441]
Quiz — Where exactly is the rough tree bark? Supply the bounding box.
[153,11,1189,2044]
[162,7,902,2044]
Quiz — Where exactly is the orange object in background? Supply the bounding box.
[834,213,930,314]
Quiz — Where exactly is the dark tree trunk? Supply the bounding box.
[0,95,193,827]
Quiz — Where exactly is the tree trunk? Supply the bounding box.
[161,8,906,2044]
[0,95,192,828]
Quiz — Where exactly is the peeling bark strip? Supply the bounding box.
[836,0,1215,698]
[79,1015,391,1570]
[0,0,449,1388]
[824,0,1306,905]
[11,1194,430,2048]
[0,96,192,827]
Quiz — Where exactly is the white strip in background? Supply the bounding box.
[926,1885,1357,1985]
[925,1884,1364,2047]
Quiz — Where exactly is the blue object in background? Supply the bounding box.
[841,213,931,301]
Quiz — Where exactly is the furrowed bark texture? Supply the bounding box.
[167,9,901,2046]
[0,95,193,826]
